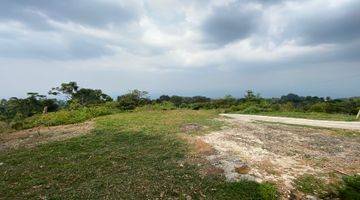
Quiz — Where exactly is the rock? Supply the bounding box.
[234,163,251,174]
[185,194,192,200]
[305,195,318,200]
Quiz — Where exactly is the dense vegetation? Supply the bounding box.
[1,82,359,132]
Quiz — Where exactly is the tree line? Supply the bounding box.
[1,82,359,122]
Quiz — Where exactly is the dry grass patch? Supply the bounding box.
[0,121,94,151]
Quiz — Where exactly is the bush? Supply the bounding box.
[136,101,176,111]
[13,106,119,130]
[309,102,327,113]
[241,106,262,114]
[280,102,295,112]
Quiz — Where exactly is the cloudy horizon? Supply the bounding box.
[0,0,359,99]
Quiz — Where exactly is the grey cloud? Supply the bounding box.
[0,0,138,30]
[0,31,114,60]
[287,0,360,45]
[0,0,133,60]
[201,3,262,46]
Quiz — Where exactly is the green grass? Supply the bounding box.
[339,175,360,200]
[0,110,278,199]
[294,174,360,199]
[243,111,358,121]
[294,174,328,196]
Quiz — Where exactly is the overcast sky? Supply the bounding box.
[0,0,359,98]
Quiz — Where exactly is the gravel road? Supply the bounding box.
[221,114,360,130]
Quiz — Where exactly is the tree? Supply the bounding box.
[158,95,171,102]
[280,93,302,103]
[169,96,184,107]
[72,88,112,105]
[0,93,59,121]
[49,81,79,100]
[117,90,150,110]
[49,82,112,106]
[244,90,257,101]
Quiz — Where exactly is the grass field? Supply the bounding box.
[0,110,278,199]
[242,111,358,121]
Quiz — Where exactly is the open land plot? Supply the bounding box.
[200,115,360,199]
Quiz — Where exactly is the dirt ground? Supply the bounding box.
[0,121,94,151]
[199,117,360,199]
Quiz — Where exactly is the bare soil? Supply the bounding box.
[199,117,360,199]
[0,121,94,151]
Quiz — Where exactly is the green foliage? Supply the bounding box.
[1,84,359,127]
[50,82,112,106]
[71,88,112,106]
[280,102,295,112]
[12,105,119,130]
[339,175,360,200]
[0,94,59,121]
[117,90,150,110]
[309,102,327,113]
[136,101,176,111]
[244,90,261,101]
[241,106,262,114]
[49,81,79,98]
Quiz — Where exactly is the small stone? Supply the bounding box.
[0,162,3,166]
[305,195,318,200]
[235,164,251,174]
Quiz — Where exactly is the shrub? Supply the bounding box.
[136,101,176,111]
[280,102,295,112]
[309,102,327,113]
[0,121,12,134]
[241,106,262,114]
[13,106,118,130]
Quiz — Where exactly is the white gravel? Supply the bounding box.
[221,114,360,130]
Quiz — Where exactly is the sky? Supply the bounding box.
[0,0,359,99]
